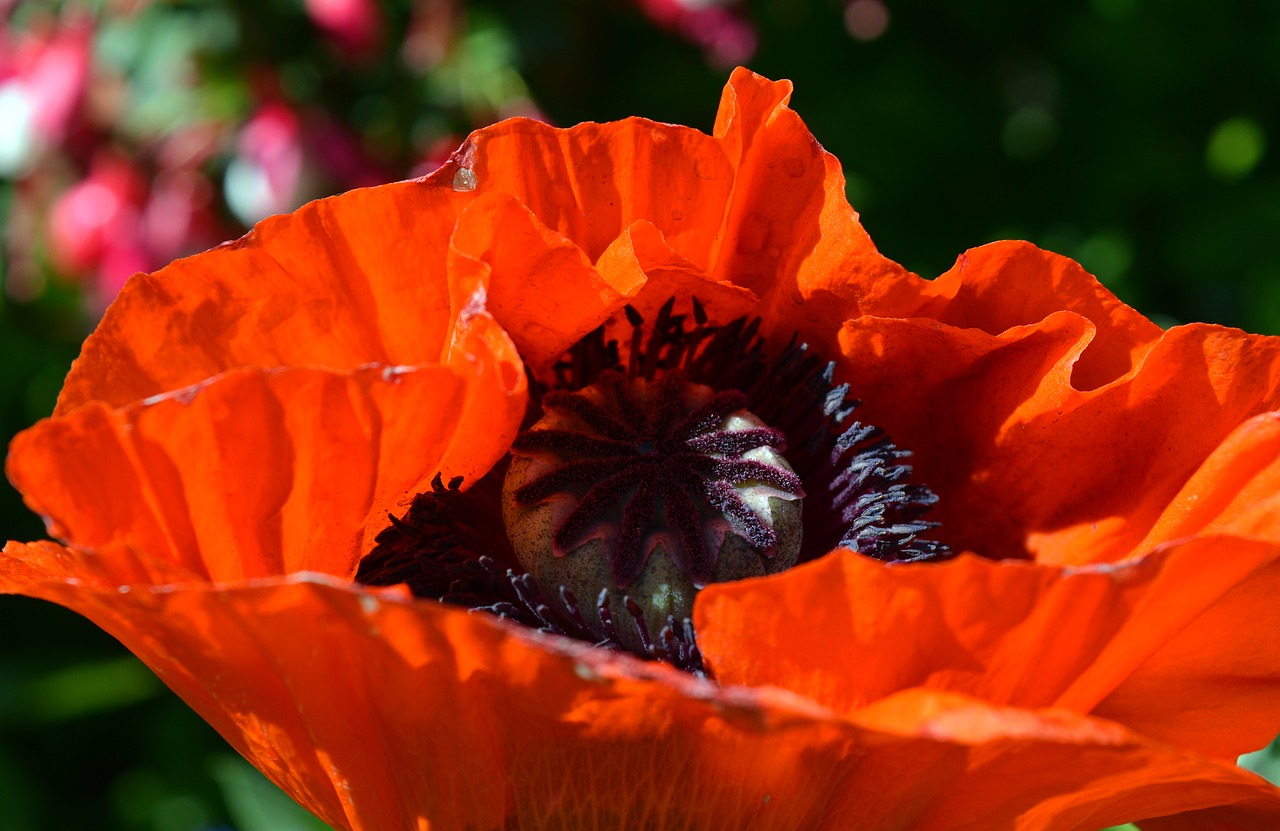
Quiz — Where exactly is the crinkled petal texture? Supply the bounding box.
[53,69,921,415]
[5,543,1280,831]
[841,241,1280,567]
[9,358,522,575]
[5,68,1280,829]
[698,541,1280,763]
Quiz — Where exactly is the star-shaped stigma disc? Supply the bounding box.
[502,369,804,653]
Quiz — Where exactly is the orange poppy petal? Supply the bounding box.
[1136,410,1280,548]
[1129,800,1280,831]
[447,190,630,366]
[0,539,198,587]
[58,70,923,421]
[839,312,1280,563]
[9,351,524,580]
[1092,547,1280,760]
[911,240,1164,389]
[463,113,733,269]
[593,218,759,325]
[709,68,923,339]
[457,69,924,362]
[57,178,472,415]
[3,549,1278,831]
[839,310,1096,560]
[847,688,1280,831]
[697,537,1280,760]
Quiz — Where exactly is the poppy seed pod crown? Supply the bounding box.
[502,369,804,654]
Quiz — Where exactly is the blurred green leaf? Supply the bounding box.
[209,754,334,831]
[1239,737,1280,785]
[8,655,162,725]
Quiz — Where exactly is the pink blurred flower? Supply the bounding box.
[224,102,306,224]
[0,16,92,174]
[402,0,461,71]
[634,0,757,66]
[305,0,384,55]
[47,153,145,276]
[145,169,218,264]
[47,151,222,308]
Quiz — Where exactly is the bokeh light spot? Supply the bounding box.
[1206,117,1266,181]
[0,84,37,176]
[1002,106,1057,161]
[1076,230,1135,283]
[845,0,889,41]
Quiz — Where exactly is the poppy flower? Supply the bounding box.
[5,68,1280,829]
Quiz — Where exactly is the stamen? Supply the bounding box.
[355,472,706,674]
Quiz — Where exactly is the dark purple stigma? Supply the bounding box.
[501,367,806,659]
[507,369,802,589]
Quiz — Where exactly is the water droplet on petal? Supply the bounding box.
[694,158,718,180]
[670,210,684,221]
[452,167,477,192]
[782,158,805,178]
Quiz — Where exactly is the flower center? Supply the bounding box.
[356,298,950,677]
[502,369,804,656]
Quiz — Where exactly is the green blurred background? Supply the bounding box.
[2,0,1279,828]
